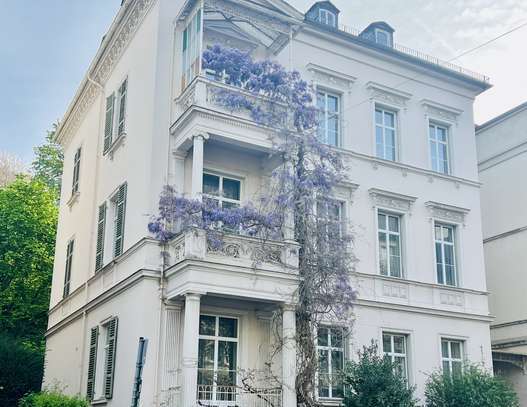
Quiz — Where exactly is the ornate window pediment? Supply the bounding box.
[366,82,412,108]
[425,201,469,224]
[307,63,356,91]
[421,99,463,124]
[369,188,417,212]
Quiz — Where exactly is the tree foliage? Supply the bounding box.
[342,343,417,407]
[150,45,356,405]
[0,177,58,348]
[0,150,26,187]
[425,364,519,407]
[18,390,88,407]
[32,123,64,200]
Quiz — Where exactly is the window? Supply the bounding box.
[197,315,238,403]
[383,333,409,381]
[95,203,107,273]
[378,212,402,278]
[435,223,457,286]
[429,123,450,174]
[317,326,344,399]
[317,90,340,146]
[375,29,391,46]
[112,183,127,258]
[182,8,202,89]
[317,199,344,243]
[72,147,81,195]
[319,9,336,27]
[63,239,74,298]
[203,173,241,209]
[86,317,119,401]
[441,339,463,376]
[103,78,128,153]
[375,107,397,161]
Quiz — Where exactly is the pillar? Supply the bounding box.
[181,293,201,406]
[282,304,297,407]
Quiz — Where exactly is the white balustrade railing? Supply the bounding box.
[197,385,282,407]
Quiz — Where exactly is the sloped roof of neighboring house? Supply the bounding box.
[476,101,527,133]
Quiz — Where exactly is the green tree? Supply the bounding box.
[0,177,58,348]
[343,342,417,407]
[18,390,88,407]
[31,123,63,199]
[425,364,519,407]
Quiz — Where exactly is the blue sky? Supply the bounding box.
[1,0,526,164]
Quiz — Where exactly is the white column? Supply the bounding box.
[282,304,297,407]
[191,134,207,199]
[171,151,186,191]
[182,293,201,407]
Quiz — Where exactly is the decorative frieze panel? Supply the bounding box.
[439,291,464,307]
[421,99,462,124]
[307,63,356,92]
[425,201,469,224]
[369,188,417,212]
[382,283,408,299]
[366,81,412,108]
[207,238,282,265]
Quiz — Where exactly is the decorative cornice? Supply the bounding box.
[421,99,463,124]
[56,0,157,146]
[425,201,469,224]
[306,63,356,91]
[366,81,412,108]
[369,188,417,212]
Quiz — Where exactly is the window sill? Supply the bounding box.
[66,191,80,208]
[104,133,126,160]
[318,397,344,406]
[91,398,107,406]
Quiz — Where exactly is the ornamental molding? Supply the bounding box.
[439,290,464,307]
[369,188,417,212]
[421,99,463,124]
[57,0,157,146]
[366,81,412,108]
[207,239,283,265]
[306,63,356,91]
[382,282,408,300]
[425,201,469,224]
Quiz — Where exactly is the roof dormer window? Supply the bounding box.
[319,8,336,27]
[375,29,390,46]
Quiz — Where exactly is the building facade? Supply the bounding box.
[44,0,493,405]
[476,102,527,405]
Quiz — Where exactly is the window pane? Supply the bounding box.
[332,350,343,371]
[445,265,456,286]
[444,245,454,265]
[394,356,407,378]
[384,111,395,128]
[318,327,329,346]
[199,315,216,335]
[328,95,338,113]
[198,339,215,370]
[217,341,237,371]
[203,174,220,195]
[379,232,388,275]
[452,361,462,377]
[331,328,343,348]
[429,125,435,139]
[450,342,461,359]
[435,225,442,241]
[222,178,240,201]
[441,340,449,358]
[383,334,391,352]
[442,361,450,374]
[438,127,447,142]
[443,226,453,242]
[318,350,329,373]
[378,213,387,230]
[388,216,399,233]
[375,109,383,125]
[393,335,405,354]
[430,142,438,171]
[219,317,237,338]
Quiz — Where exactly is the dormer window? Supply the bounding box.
[359,21,395,48]
[375,29,390,46]
[319,8,336,27]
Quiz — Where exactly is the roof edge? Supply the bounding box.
[476,101,527,133]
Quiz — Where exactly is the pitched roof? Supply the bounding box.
[476,101,527,133]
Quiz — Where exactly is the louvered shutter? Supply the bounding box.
[63,240,74,298]
[117,79,127,136]
[114,183,127,257]
[95,203,107,272]
[104,317,118,399]
[86,326,99,400]
[104,93,115,153]
[72,147,81,194]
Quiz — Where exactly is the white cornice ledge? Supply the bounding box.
[369,188,417,212]
[425,201,469,224]
[307,63,356,90]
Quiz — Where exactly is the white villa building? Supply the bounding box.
[476,102,527,405]
[44,0,494,405]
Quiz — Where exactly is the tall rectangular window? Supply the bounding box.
[317,90,340,147]
[95,203,107,272]
[441,339,463,376]
[63,239,74,298]
[375,107,397,161]
[103,78,128,153]
[435,223,457,286]
[112,183,127,258]
[317,199,344,247]
[203,173,241,209]
[197,315,238,403]
[383,333,408,381]
[72,147,81,195]
[378,212,402,278]
[317,326,344,399]
[182,8,202,89]
[429,123,450,174]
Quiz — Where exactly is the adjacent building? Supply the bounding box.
[476,102,527,405]
[44,0,493,405]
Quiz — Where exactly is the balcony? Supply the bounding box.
[197,385,282,407]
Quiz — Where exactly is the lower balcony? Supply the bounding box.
[197,384,282,407]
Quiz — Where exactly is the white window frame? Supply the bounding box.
[434,222,457,286]
[429,122,451,174]
[319,9,336,27]
[316,198,345,238]
[382,332,409,382]
[317,89,341,147]
[316,326,345,400]
[181,7,203,89]
[93,319,114,400]
[375,105,398,161]
[441,338,464,375]
[375,28,391,46]
[377,211,403,278]
[197,314,240,403]
[202,171,242,208]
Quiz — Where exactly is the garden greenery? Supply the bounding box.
[18,391,88,407]
[149,44,356,405]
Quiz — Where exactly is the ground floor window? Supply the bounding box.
[317,326,344,399]
[441,338,463,376]
[197,315,239,402]
[382,332,409,381]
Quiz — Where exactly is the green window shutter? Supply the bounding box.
[114,183,127,258]
[104,93,115,153]
[104,317,118,399]
[72,147,81,194]
[86,326,99,400]
[117,79,127,137]
[182,28,188,51]
[63,240,74,298]
[95,203,107,272]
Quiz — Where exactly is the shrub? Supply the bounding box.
[343,342,418,407]
[18,391,88,407]
[425,364,519,407]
